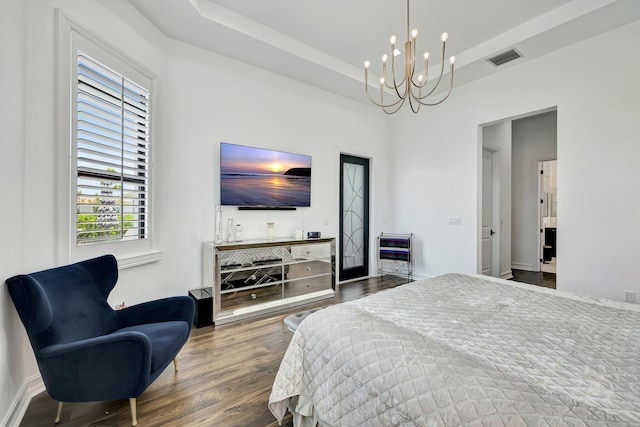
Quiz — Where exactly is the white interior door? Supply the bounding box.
[482,149,495,276]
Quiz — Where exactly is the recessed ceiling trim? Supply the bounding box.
[189,0,361,81]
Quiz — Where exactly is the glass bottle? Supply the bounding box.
[266,222,275,240]
[227,218,235,243]
[214,204,223,244]
[235,224,243,242]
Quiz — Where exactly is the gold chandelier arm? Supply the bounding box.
[408,90,421,113]
[382,96,406,114]
[409,38,420,88]
[413,65,454,107]
[364,80,405,109]
[413,43,447,101]
[388,52,407,96]
[386,58,396,89]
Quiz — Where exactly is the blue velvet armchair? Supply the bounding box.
[6,254,195,426]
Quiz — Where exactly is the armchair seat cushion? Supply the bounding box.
[115,321,190,373]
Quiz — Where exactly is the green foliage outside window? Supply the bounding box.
[77,171,135,244]
[77,211,135,242]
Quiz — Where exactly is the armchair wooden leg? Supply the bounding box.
[55,401,63,423]
[129,398,137,426]
[173,357,178,371]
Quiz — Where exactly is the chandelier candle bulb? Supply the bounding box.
[411,29,418,39]
[441,32,448,42]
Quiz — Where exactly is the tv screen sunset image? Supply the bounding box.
[220,143,311,207]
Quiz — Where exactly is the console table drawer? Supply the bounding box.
[284,275,332,299]
[221,284,282,312]
[287,260,331,280]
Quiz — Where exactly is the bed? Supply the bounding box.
[268,273,640,426]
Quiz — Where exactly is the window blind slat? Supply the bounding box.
[78,144,146,166]
[78,98,123,125]
[78,80,122,109]
[78,132,147,155]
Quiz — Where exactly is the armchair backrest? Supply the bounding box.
[6,255,120,352]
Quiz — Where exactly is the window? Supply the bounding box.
[75,52,151,245]
[56,13,159,266]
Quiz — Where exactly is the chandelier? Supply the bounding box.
[364,0,456,114]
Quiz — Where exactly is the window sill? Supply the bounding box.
[116,250,163,269]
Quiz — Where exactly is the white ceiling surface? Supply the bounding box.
[128,0,640,105]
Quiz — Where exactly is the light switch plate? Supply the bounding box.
[448,217,462,225]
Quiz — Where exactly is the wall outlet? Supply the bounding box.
[448,217,462,225]
[624,291,635,303]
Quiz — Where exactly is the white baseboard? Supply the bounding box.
[500,270,513,280]
[2,374,43,427]
[511,262,534,271]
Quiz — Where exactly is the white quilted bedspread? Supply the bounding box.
[268,273,640,426]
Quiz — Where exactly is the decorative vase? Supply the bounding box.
[227,218,235,243]
[235,224,243,242]
[266,222,275,241]
[214,204,223,244]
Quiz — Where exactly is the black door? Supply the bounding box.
[339,154,370,281]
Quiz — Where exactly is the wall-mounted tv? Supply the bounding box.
[220,142,311,208]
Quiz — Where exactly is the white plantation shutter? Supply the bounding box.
[76,51,151,245]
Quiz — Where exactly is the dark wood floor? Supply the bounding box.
[511,268,556,289]
[19,275,409,427]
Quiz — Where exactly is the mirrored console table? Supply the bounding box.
[202,237,335,324]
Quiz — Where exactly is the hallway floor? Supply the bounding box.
[511,269,556,289]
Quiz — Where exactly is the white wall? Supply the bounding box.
[0,0,30,424]
[388,19,640,302]
[511,111,557,271]
[0,0,388,424]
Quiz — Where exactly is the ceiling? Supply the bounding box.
[127,0,640,105]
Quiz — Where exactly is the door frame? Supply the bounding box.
[339,153,370,282]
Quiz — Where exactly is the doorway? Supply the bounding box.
[479,108,557,282]
[339,154,370,281]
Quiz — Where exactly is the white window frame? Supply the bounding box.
[56,10,161,267]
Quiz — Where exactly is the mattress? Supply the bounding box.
[268,273,640,426]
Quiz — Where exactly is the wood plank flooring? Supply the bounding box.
[19,275,409,427]
[510,269,556,289]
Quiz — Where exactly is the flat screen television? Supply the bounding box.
[220,142,311,208]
